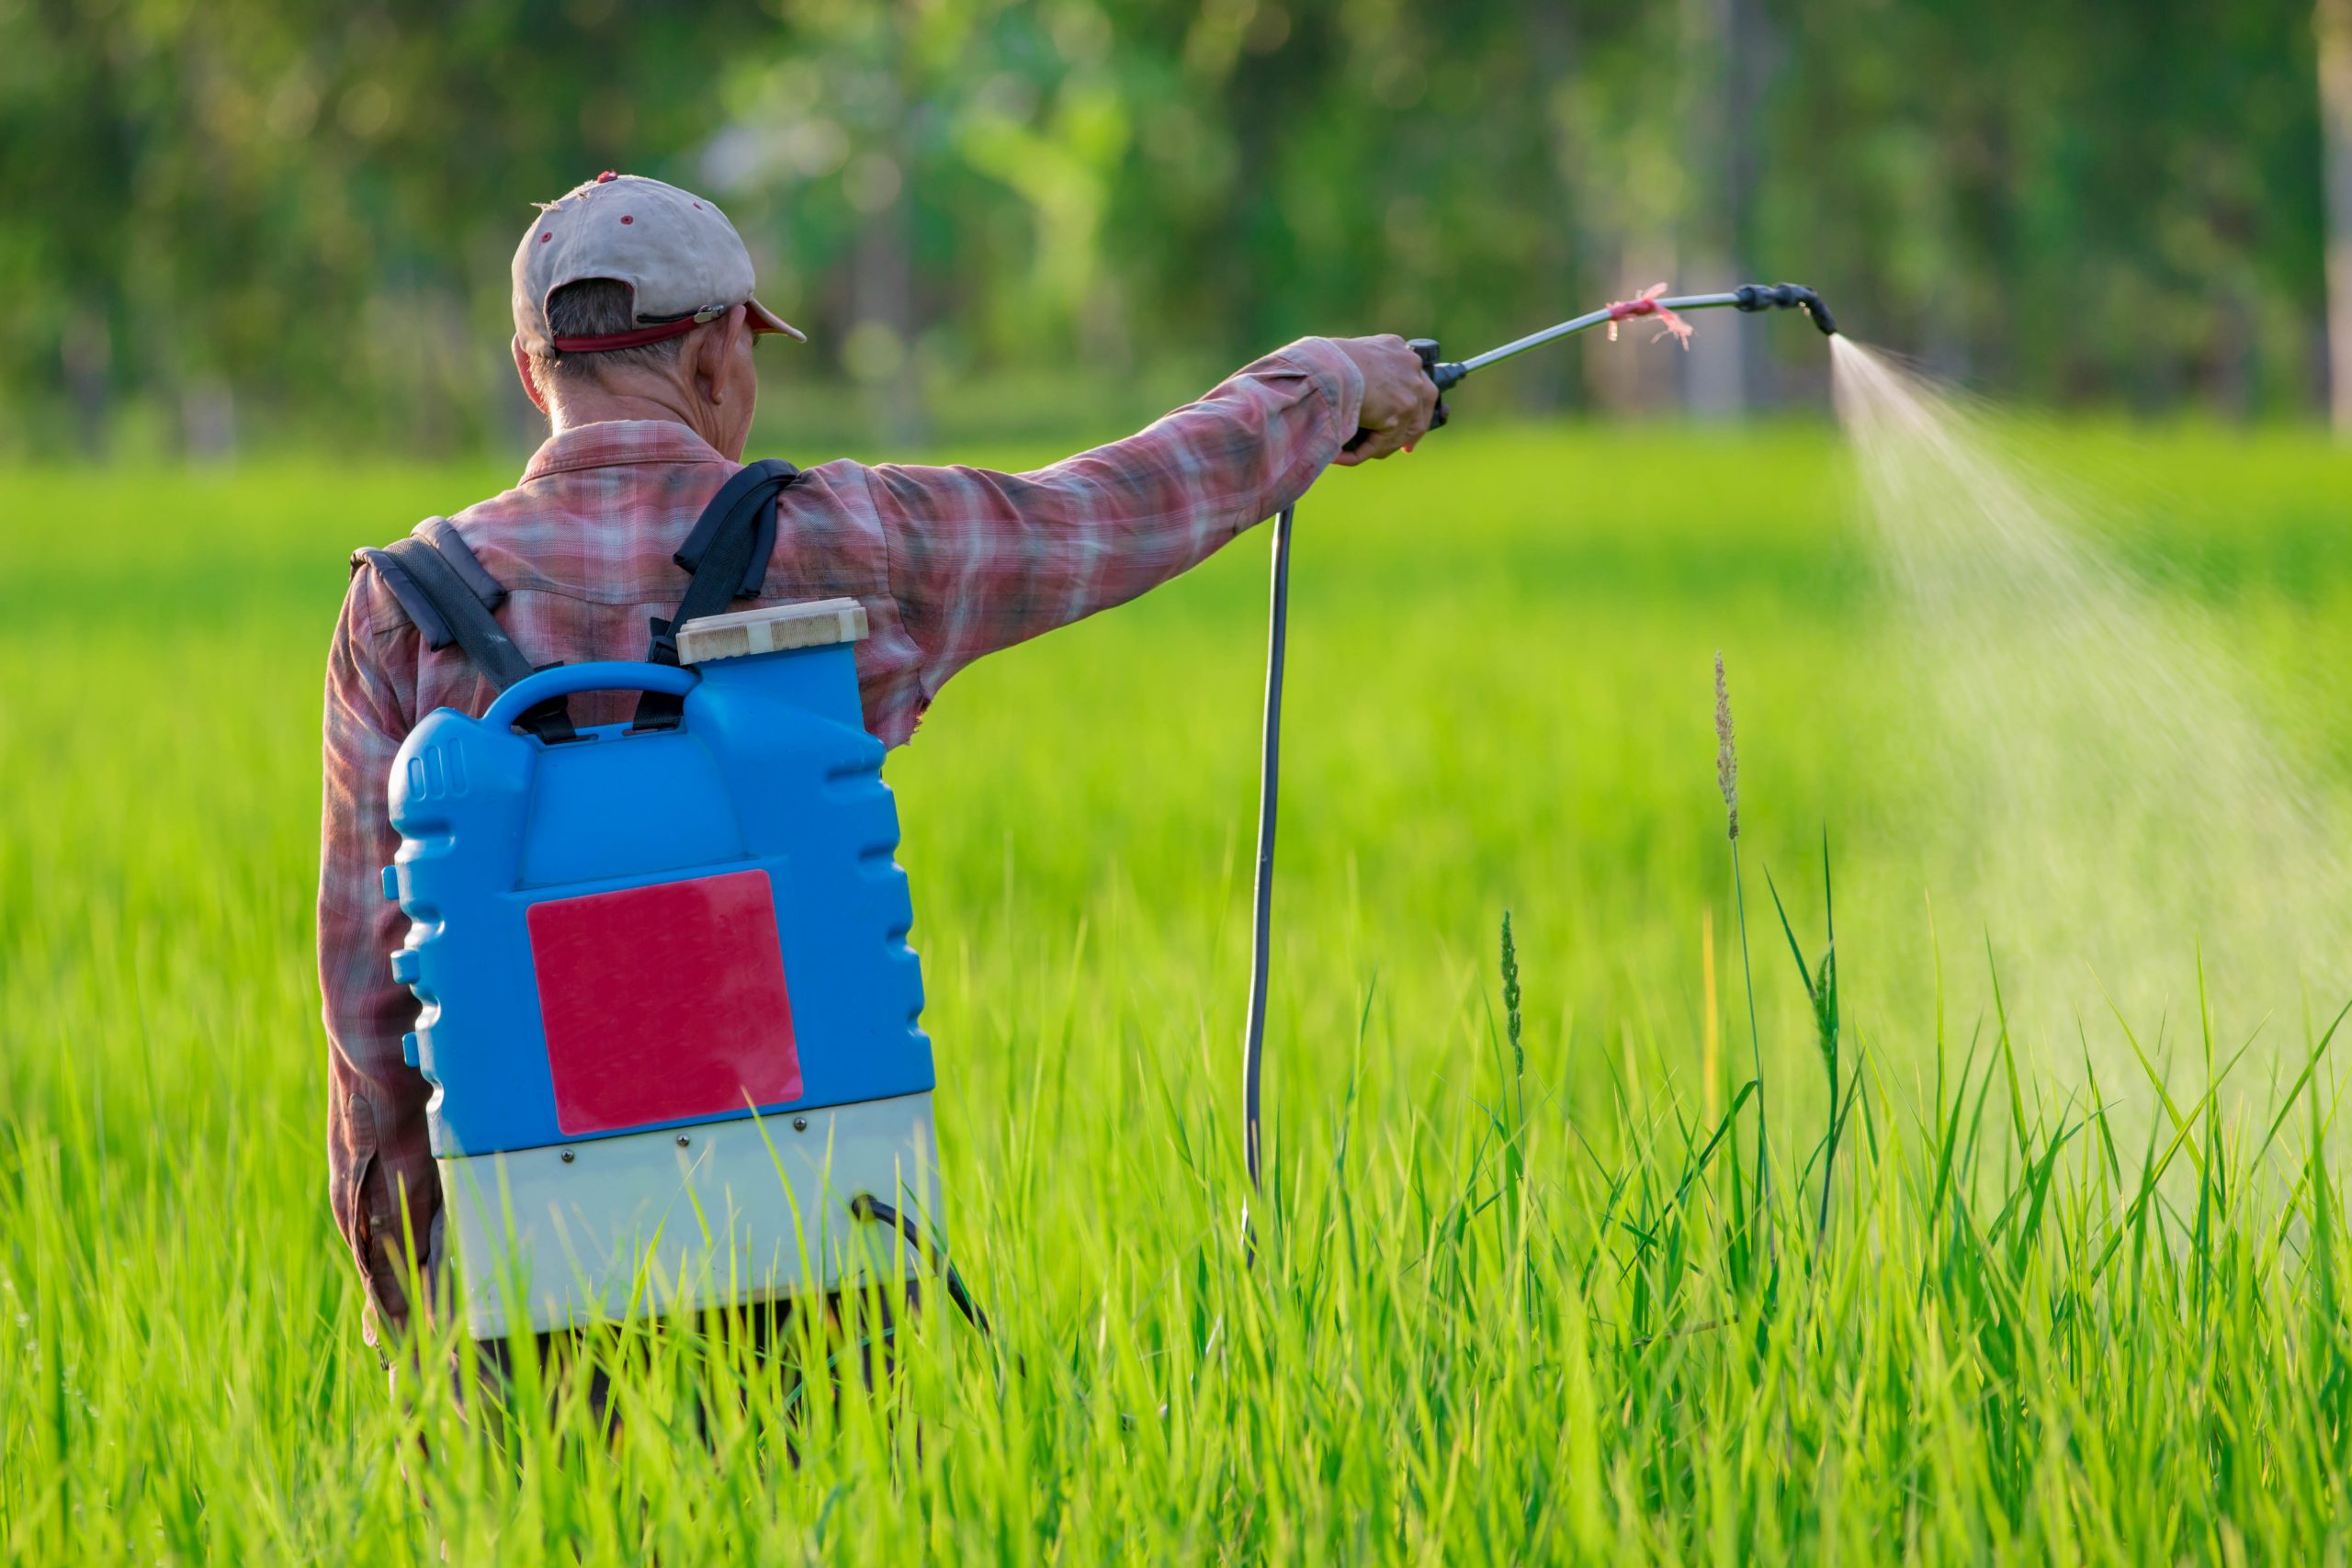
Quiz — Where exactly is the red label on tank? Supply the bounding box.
[527,869,802,1135]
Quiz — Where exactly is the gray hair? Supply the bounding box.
[532,278,690,388]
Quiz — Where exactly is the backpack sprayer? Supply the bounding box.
[374,462,975,1341]
[1238,282,1837,1247]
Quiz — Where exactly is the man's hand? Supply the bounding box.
[1330,334,1442,465]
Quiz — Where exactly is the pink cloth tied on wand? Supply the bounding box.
[1605,283,1694,349]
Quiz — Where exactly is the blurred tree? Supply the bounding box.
[1678,0,1770,417]
[2320,0,2352,428]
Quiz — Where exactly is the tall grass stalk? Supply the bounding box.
[1718,653,1772,1237]
[1766,835,1846,1248]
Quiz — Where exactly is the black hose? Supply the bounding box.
[1239,502,1295,1263]
[847,1192,992,1336]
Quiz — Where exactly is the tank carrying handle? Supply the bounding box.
[483,661,698,736]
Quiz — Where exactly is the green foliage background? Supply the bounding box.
[0,0,2331,454]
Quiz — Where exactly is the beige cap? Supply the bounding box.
[512,172,806,356]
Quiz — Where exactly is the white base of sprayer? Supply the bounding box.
[441,1091,939,1339]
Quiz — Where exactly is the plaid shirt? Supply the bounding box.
[320,338,1363,1339]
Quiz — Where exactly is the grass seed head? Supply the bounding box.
[1714,651,1739,841]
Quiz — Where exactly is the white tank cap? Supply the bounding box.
[676,598,867,664]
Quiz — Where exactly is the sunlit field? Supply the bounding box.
[8,422,2352,1561]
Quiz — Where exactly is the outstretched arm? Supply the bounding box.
[845,335,1436,730]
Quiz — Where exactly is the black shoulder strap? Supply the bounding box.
[634,459,801,728]
[368,527,576,743]
[353,541,458,650]
[645,458,800,667]
[417,517,509,610]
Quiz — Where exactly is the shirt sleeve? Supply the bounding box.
[854,336,1363,738]
[318,575,436,1344]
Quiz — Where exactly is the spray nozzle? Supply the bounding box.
[1735,282,1838,336]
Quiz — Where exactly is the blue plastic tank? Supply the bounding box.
[382,599,937,1336]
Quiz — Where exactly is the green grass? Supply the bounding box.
[7,423,2352,1561]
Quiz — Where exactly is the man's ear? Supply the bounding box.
[692,308,746,406]
[512,336,550,415]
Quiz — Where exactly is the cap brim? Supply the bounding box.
[745,298,807,343]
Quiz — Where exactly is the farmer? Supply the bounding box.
[318,171,1438,1353]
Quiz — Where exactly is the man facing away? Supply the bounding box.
[318,172,1439,1348]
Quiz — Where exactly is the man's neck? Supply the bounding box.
[548,383,737,458]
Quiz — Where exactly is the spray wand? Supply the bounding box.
[1239,281,1838,1258]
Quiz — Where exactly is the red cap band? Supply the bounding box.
[549,317,704,355]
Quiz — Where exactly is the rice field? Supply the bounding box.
[7,420,2352,1562]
